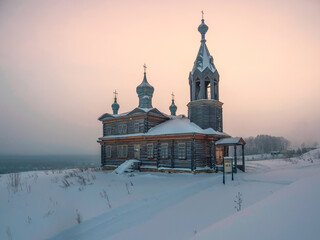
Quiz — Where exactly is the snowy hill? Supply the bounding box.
[1,149,320,240]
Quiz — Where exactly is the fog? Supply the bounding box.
[0,0,319,155]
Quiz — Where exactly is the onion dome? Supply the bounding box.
[198,19,208,43]
[169,92,177,116]
[111,90,119,115]
[169,100,177,116]
[136,65,154,109]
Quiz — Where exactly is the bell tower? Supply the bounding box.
[188,15,223,131]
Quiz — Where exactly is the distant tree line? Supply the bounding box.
[244,135,290,155]
[285,142,319,157]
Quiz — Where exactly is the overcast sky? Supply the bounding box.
[0,0,319,155]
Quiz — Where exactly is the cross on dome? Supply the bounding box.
[143,64,147,73]
[113,90,118,100]
[111,89,119,114]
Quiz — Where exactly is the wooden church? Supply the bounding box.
[97,17,246,173]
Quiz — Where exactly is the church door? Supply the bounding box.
[134,145,140,160]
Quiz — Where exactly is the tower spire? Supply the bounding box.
[190,15,216,76]
[188,17,223,131]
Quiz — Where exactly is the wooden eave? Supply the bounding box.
[98,132,222,142]
[187,99,223,107]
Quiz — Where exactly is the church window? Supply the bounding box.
[134,123,140,133]
[161,143,168,159]
[147,144,154,158]
[178,143,186,159]
[106,145,112,158]
[117,145,128,158]
[118,124,127,134]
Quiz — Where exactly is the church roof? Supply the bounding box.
[100,116,228,139]
[98,107,168,121]
[192,43,216,74]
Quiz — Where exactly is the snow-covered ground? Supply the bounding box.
[245,153,285,161]
[1,149,320,240]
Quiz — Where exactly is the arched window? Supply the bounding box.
[207,82,211,99]
[214,82,218,100]
[195,81,200,100]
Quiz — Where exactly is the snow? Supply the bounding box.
[98,111,129,120]
[1,148,320,240]
[112,160,140,174]
[137,107,154,112]
[193,172,320,240]
[112,112,129,117]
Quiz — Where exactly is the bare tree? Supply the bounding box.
[100,190,112,208]
[125,182,130,195]
[7,173,21,193]
[26,216,32,224]
[76,209,82,224]
[6,226,13,240]
[60,178,72,189]
[234,192,243,212]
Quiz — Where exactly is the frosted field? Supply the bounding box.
[1,149,320,240]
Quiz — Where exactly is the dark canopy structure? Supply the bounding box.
[215,137,246,172]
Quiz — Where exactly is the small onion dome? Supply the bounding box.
[136,72,154,108]
[112,98,119,115]
[198,19,208,42]
[169,99,177,116]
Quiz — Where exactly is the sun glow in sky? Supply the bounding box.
[0,0,319,154]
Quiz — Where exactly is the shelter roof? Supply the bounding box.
[215,137,246,146]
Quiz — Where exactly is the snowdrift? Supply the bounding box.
[112,160,140,174]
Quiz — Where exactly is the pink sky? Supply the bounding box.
[0,0,319,154]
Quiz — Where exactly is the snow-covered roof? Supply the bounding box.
[101,116,228,139]
[147,117,225,136]
[192,43,216,74]
[98,111,129,121]
[98,108,168,121]
[215,137,245,145]
[138,108,154,112]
